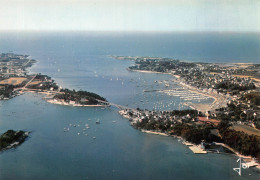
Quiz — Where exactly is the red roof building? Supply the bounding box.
[197,116,220,126]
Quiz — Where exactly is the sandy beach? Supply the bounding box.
[128,69,172,75]
[141,130,169,136]
[128,68,227,113]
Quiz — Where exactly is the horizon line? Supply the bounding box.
[0,29,260,34]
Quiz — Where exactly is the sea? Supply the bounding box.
[0,32,259,180]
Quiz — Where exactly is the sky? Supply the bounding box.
[0,0,259,32]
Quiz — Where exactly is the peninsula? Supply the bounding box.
[113,55,260,167]
[0,53,107,106]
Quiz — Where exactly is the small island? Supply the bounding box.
[0,130,29,151]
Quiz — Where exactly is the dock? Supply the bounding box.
[183,141,194,146]
[188,146,207,154]
[182,141,207,154]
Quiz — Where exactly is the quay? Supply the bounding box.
[188,146,207,154]
[183,141,207,154]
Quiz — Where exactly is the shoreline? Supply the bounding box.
[122,67,260,169]
[140,128,259,168]
[129,68,226,112]
[19,75,107,107]
[141,130,169,136]
[129,69,219,103]
[47,99,106,107]
[128,69,172,75]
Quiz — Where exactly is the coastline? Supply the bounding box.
[141,130,169,136]
[129,68,225,112]
[141,128,259,168]
[0,53,107,107]
[129,69,220,103]
[25,66,107,107]
[122,66,260,169]
[128,69,172,75]
[47,99,106,107]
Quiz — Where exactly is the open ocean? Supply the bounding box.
[0,32,259,179]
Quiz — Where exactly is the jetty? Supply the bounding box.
[188,146,207,154]
[183,141,207,154]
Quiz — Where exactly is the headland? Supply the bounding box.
[0,53,108,106]
[113,55,260,169]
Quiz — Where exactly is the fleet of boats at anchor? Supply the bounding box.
[163,89,210,101]
[59,74,213,140]
[62,118,103,138]
[62,117,119,139]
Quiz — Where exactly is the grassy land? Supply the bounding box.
[232,124,260,136]
[0,77,27,86]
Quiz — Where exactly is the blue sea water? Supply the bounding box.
[0,32,259,179]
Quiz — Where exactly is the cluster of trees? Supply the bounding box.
[133,118,173,132]
[242,92,260,106]
[0,130,28,151]
[129,59,194,73]
[218,121,260,159]
[171,124,221,144]
[34,74,51,81]
[27,81,59,91]
[73,90,106,101]
[133,116,220,145]
[54,89,106,105]
[169,109,198,117]
[216,81,255,91]
[0,85,14,98]
[133,109,198,131]
[27,74,59,91]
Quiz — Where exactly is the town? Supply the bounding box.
[114,56,259,128]
[114,56,260,164]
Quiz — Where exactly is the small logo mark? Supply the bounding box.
[233,158,249,176]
